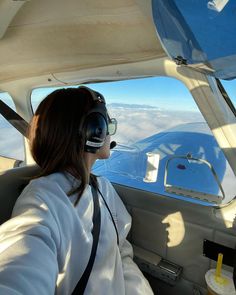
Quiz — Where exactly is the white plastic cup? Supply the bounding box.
[205,269,236,295]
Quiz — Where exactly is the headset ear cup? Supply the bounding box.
[84,113,108,153]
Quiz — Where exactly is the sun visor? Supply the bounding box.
[152,0,236,80]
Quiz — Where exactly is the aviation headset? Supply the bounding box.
[79,86,117,154]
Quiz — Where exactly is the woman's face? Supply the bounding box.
[96,134,111,159]
[83,135,111,172]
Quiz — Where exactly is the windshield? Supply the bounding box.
[31,77,236,206]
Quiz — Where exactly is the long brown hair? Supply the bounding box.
[29,87,98,205]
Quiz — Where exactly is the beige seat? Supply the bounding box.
[0,165,40,225]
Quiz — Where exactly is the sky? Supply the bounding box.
[30,77,236,112]
[31,77,190,110]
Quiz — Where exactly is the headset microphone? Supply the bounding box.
[110,141,117,149]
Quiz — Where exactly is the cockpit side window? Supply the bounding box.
[220,79,236,112]
[0,92,25,170]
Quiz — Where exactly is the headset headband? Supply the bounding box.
[79,86,105,104]
[79,86,108,121]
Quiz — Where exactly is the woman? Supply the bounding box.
[0,86,153,294]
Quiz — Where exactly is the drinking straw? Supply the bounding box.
[216,253,223,278]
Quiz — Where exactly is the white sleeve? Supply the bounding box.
[0,187,60,295]
[120,239,154,295]
[105,180,154,295]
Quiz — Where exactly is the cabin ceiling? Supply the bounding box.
[0,0,166,83]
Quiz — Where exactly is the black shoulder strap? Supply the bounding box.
[0,99,28,138]
[71,185,101,295]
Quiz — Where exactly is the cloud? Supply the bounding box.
[109,107,205,144]
[0,106,205,162]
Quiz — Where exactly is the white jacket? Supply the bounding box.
[0,172,153,295]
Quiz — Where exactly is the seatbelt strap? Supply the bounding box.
[71,184,101,295]
[97,186,119,246]
[0,99,28,138]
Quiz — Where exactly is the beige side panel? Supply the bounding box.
[114,184,236,289]
[132,207,213,286]
[166,219,212,286]
[132,208,167,257]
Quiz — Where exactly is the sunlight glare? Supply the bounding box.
[162,212,185,247]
